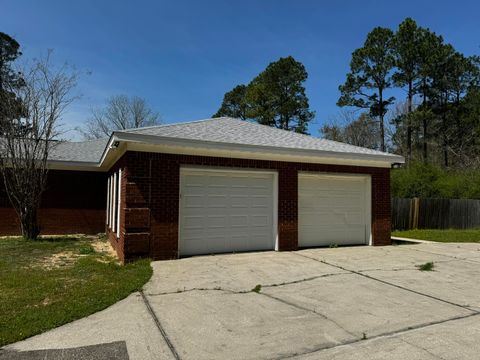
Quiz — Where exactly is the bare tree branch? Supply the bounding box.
[78,95,161,139]
[0,52,78,239]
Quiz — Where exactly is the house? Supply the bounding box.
[0,117,404,262]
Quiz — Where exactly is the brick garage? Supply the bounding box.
[1,117,403,262]
[107,151,391,261]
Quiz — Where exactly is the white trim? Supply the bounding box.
[109,174,112,230]
[366,176,372,245]
[116,169,122,238]
[127,142,394,168]
[106,177,110,226]
[44,121,404,171]
[272,172,279,251]
[179,166,279,255]
[118,132,404,164]
[298,172,372,247]
[112,172,117,233]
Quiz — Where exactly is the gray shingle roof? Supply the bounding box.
[118,117,401,159]
[49,117,403,164]
[49,138,109,163]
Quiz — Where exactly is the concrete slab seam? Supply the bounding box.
[140,290,181,360]
[293,252,480,314]
[275,312,480,360]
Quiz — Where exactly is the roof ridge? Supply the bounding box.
[226,118,390,155]
[118,116,229,133]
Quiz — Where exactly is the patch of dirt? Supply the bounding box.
[27,235,118,270]
[33,250,80,270]
[91,238,117,257]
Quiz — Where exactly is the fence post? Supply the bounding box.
[408,199,413,230]
[413,197,420,229]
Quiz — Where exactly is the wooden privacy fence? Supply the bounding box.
[392,198,480,230]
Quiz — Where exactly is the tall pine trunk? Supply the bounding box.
[422,78,428,163]
[442,94,448,167]
[406,81,413,163]
[379,88,385,152]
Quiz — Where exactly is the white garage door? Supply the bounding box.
[179,168,276,256]
[298,173,371,247]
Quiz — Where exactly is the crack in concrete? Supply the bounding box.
[139,290,181,360]
[259,292,359,339]
[355,259,459,273]
[399,337,447,360]
[144,272,348,297]
[261,272,347,288]
[143,247,480,360]
[274,312,480,360]
[357,267,423,272]
[145,287,230,297]
[293,252,480,314]
[401,246,480,265]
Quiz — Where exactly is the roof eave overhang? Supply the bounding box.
[46,132,405,171]
[114,132,405,165]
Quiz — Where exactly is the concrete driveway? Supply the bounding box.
[4,242,480,359]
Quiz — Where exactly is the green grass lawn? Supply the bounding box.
[0,235,152,347]
[392,228,480,243]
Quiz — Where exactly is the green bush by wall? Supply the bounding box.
[391,163,480,199]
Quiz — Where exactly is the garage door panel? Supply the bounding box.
[206,194,228,208]
[301,228,365,246]
[251,215,270,227]
[180,169,275,256]
[183,215,206,228]
[230,195,250,208]
[184,194,206,208]
[231,215,248,227]
[206,215,227,228]
[204,236,227,253]
[299,174,369,248]
[251,195,270,208]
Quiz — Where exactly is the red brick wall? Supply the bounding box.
[0,170,107,236]
[118,151,391,261]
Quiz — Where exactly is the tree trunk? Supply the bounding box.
[406,81,413,163]
[18,207,40,240]
[423,116,428,163]
[379,89,385,152]
[442,97,448,168]
[422,78,428,163]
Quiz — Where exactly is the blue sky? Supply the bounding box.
[3,0,480,140]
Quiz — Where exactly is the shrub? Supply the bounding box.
[391,163,480,199]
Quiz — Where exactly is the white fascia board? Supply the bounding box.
[115,132,404,166]
[126,142,396,168]
[45,131,405,170]
[46,160,102,171]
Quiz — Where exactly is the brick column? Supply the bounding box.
[149,156,179,260]
[122,154,151,261]
[371,168,391,246]
[277,168,298,251]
